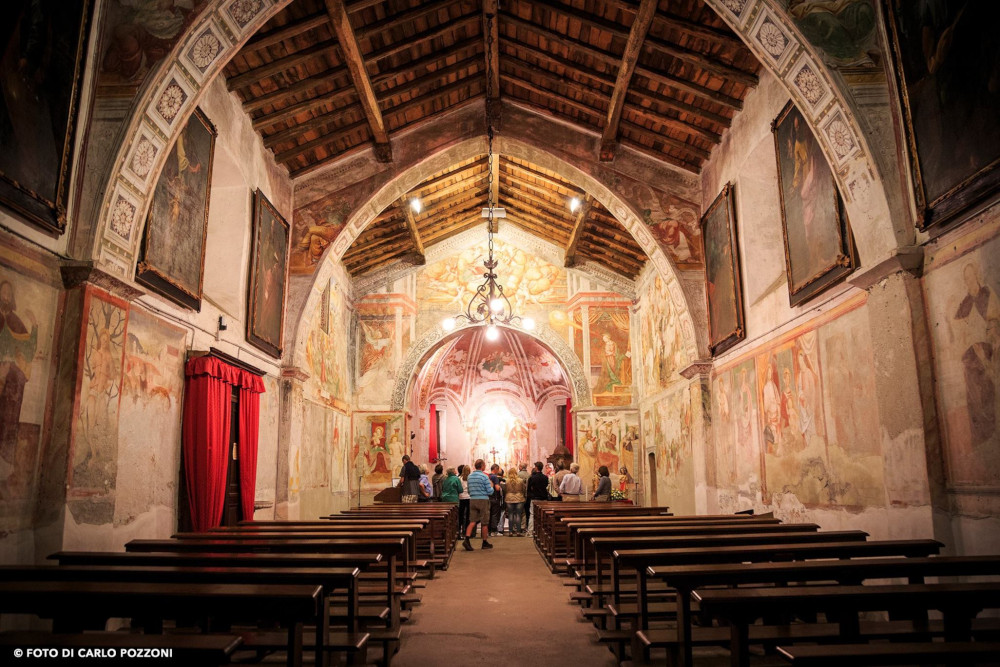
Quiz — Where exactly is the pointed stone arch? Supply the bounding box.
[389,321,592,412]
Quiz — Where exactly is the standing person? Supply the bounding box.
[417,464,433,502]
[431,463,445,500]
[504,466,526,536]
[463,459,494,551]
[550,462,570,501]
[488,464,505,536]
[458,465,471,537]
[526,461,548,535]
[559,463,584,501]
[398,455,421,503]
[441,467,462,503]
[593,465,611,501]
[517,462,529,483]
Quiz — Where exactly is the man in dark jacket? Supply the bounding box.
[526,461,549,535]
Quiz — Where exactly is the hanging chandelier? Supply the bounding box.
[441,16,534,342]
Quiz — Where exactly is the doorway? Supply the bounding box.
[222,388,242,526]
[647,452,658,506]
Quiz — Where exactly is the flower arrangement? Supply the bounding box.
[609,488,628,501]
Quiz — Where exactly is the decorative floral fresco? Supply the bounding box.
[305,279,349,411]
[352,412,404,493]
[924,222,1000,488]
[712,295,886,510]
[638,274,691,394]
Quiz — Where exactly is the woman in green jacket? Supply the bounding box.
[441,467,463,503]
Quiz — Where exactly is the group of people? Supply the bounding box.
[397,456,615,551]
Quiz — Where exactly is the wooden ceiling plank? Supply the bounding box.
[420,213,483,241]
[243,67,347,113]
[356,0,460,41]
[325,0,393,161]
[371,36,482,88]
[622,106,720,144]
[499,180,571,219]
[273,118,369,162]
[503,201,573,233]
[501,73,605,123]
[243,12,331,54]
[505,215,568,242]
[381,74,483,117]
[348,246,420,274]
[483,0,500,101]
[343,230,410,257]
[581,224,645,256]
[227,39,340,92]
[618,134,700,173]
[619,118,711,158]
[564,194,593,266]
[420,172,488,203]
[400,198,426,257]
[347,0,387,14]
[418,201,484,230]
[635,64,742,111]
[417,188,487,222]
[365,13,480,65]
[410,157,487,192]
[504,159,579,193]
[601,0,746,51]
[500,172,576,212]
[421,219,483,245]
[600,0,657,161]
[579,237,644,266]
[624,85,730,128]
[377,54,481,103]
[253,87,359,132]
[502,54,608,108]
[264,104,364,148]
[643,34,757,87]
[501,36,616,90]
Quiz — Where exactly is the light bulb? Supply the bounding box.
[441,317,455,331]
[485,324,499,341]
[522,317,535,331]
[569,197,580,213]
[410,198,422,214]
[490,298,504,313]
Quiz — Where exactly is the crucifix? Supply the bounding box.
[489,446,499,465]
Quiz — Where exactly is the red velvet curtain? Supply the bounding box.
[183,356,265,531]
[428,403,438,462]
[565,398,574,455]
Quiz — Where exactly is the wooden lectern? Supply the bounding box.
[373,486,402,503]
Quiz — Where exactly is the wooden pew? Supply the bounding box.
[0,631,244,665]
[777,641,1000,666]
[337,506,457,572]
[644,554,1000,667]
[694,582,1000,667]
[0,581,321,667]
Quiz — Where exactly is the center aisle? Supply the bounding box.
[392,534,618,667]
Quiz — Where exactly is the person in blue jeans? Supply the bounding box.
[463,459,494,551]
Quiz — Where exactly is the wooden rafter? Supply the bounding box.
[400,197,426,259]
[503,201,572,233]
[264,105,364,148]
[483,0,500,102]
[227,40,339,92]
[356,0,458,42]
[253,87,358,132]
[617,134,701,173]
[324,0,393,161]
[500,181,570,219]
[504,160,578,193]
[273,118,368,163]
[421,172,488,204]
[417,187,487,220]
[564,194,593,267]
[243,11,330,54]
[365,13,480,65]
[243,68,346,113]
[600,0,657,161]
[412,158,487,192]
[505,213,565,241]
[371,37,482,87]
[601,0,746,51]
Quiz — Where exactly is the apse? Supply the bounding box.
[411,325,571,471]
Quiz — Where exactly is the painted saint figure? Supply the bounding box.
[953,263,1000,445]
[0,280,37,463]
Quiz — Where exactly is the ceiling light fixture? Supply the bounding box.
[410,198,422,214]
[569,197,581,213]
[440,12,530,339]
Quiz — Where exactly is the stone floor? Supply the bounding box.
[391,533,619,667]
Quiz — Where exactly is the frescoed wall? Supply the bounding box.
[567,295,633,407]
[642,383,698,514]
[355,293,415,409]
[637,272,691,395]
[576,410,640,499]
[352,412,405,499]
[304,278,350,411]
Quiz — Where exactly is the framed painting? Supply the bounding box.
[701,183,745,356]
[247,189,290,358]
[883,1,1000,231]
[136,107,216,310]
[772,101,856,307]
[0,0,93,235]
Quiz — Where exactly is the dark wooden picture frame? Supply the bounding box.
[136,107,217,310]
[0,0,93,235]
[702,182,745,356]
[247,189,289,359]
[772,101,856,307]
[883,0,1000,231]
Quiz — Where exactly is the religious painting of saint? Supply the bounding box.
[136,107,216,310]
[773,102,856,307]
[0,0,92,235]
[246,190,290,358]
[701,183,745,356]
[884,1,1000,231]
[0,279,38,465]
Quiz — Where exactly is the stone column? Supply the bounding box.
[681,360,715,514]
[277,367,309,520]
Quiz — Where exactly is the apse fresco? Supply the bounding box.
[576,410,639,496]
[924,222,1000,488]
[352,413,404,493]
[305,280,349,411]
[713,294,886,509]
[466,398,532,468]
[638,275,690,393]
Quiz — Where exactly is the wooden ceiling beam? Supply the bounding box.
[421,219,483,246]
[503,201,573,233]
[273,118,369,162]
[505,215,568,242]
[499,181,571,219]
[500,37,615,91]
[420,172,488,204]
[581,224,646,256]
[623,106,720,145]
[264,104,364,148]
[577,249,641,277]
[501,73,606,123]
[618,135,700,173]
[600,0,657,161]
[410,156,487,192]
[501,54,606,108]
[625,86,731,129]
[483,0,500,103]
[601,0,746,51]
[243,11,330,54]
[420,211,483,242]
[579,236,645,266]
[378,54,481,104]
[324,0,393,161]
[499,171,571,206]
[371,37,482,88]
[418,201,484,231]
[356,0,460,42]
[343,229,410,257]
[635,64,742,111]
[347,245,420,274]
[227,40,340,92]
[400,197,426,257]
[619,118,712,158]
[252,87,359,132]
[364,13,480,65]
[504,159,579,193]
[381,74,484,119]
[417,188,487,220]
[346,0,387,14]
[243,68,347,114]
[564,194,593,267]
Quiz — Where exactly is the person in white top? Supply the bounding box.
[458,464,471,537]
[559,462,584,501]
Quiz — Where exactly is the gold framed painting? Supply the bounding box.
[136,107,216,310]
[246,189,290,359]
[701,182,745,356]
[772,101,856,307]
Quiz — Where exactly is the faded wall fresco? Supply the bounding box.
[352,412,404,494]
[712,295,887,512]
[925,220,1000,489]
[577,410,639,498]
[0,260,59,535]
[298,400,351,518]
[356,294,415,409]
[637,273,691,394]
[642,381,697,514]
[304,278,349,411]
[114,307,186,527]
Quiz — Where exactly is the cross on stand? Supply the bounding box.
[489,447,499,467]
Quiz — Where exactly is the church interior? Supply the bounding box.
[1,0,1000,663]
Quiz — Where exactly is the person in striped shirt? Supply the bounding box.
[462,459,495,551]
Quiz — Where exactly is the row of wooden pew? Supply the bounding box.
[530,501,1000,667]
[0,503,459,666]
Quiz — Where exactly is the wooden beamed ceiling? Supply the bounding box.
[224,0,759,175]
[341,154,647,278]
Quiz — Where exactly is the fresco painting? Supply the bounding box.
[290,196,354,274]
[641,191,703,269]
[0,271,57,531]
[352,413,403,493]
[466,398,532,467]
[638,275,689,393]
[587,307,632,406]
[782,0,878,67]
[356,316,396,406]
[712,359,763,492]
[643,384,696,514]
[305,280,348,410]
[577,411,639,497]
[925,231,1000,487]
